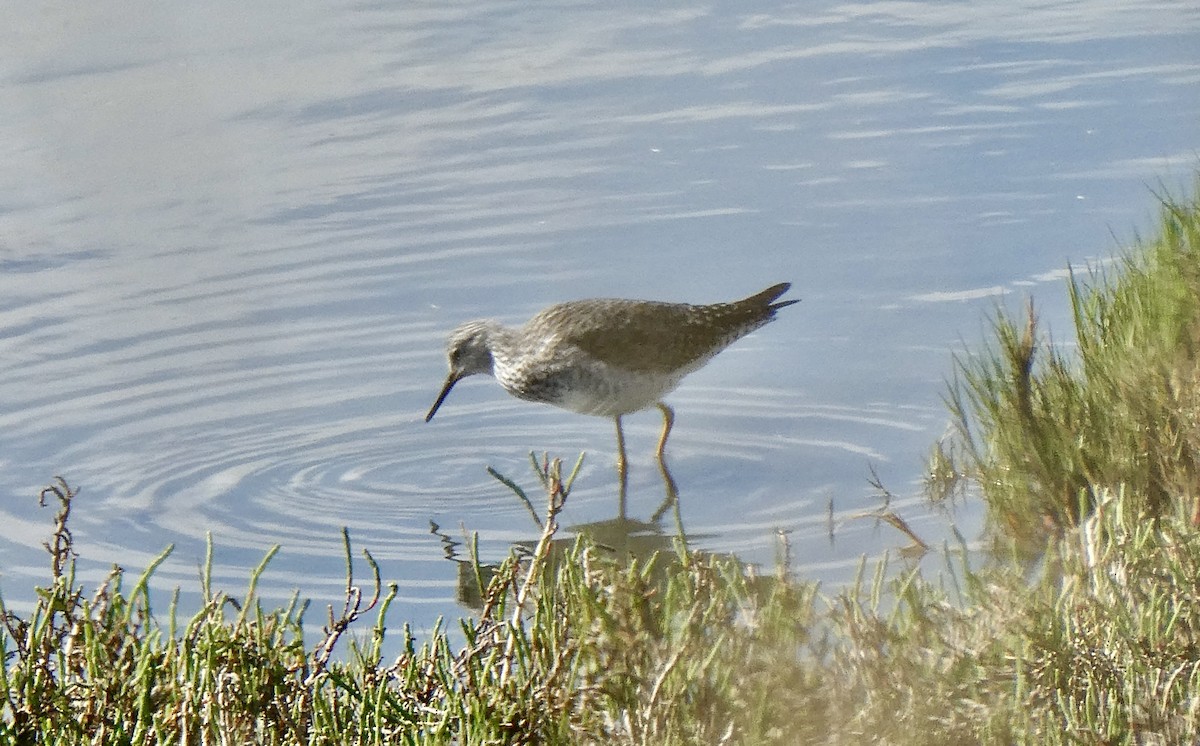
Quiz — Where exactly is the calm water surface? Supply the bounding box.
[1,2,1197,629]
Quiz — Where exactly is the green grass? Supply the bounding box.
[3,180,1200,743]
[942,180,1200,552]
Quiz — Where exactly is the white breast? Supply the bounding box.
[552,366,685,417]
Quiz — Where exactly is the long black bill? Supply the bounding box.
[425,373,461,422]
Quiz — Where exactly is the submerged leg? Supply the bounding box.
[615,415,628,518]
[652,402,678,519]
[615,415,629,478]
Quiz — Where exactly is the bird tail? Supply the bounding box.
[750,282,800,313]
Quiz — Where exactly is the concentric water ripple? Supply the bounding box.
[0,292,942,608]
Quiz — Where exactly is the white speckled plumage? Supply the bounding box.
[425,283,798,490]
[427,283,797,420]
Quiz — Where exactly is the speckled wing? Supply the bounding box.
[533,283,796,375]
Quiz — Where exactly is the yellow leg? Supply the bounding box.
[654,402,675,462]
[614,415,628,517]
[652,403,679,518]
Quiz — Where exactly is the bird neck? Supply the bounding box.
[482,322,524,368]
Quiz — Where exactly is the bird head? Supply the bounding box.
[425,320,499,422]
